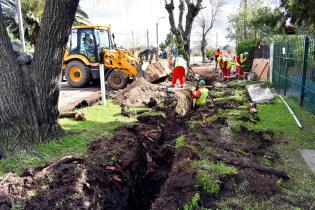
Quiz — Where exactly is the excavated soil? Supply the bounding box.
[0,111,188,210]
[112,78,177,106]
[113,78,193,117]
[1,77,310,209]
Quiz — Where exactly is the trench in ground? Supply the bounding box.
[127,116,186,210]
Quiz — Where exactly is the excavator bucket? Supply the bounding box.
[142,61,172,83]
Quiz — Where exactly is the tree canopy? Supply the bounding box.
[1,0,90,44]
[280,0,315,33]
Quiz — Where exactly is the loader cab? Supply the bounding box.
[63,25,139,90]
[68,26,113,63]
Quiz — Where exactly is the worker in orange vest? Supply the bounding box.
[235,52,248,80]
[217,55,232,81]
[213,48,222,61]
[213,48,222,72]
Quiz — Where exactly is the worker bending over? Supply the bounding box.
[235,52,248,80]
[192,80,209,109]
[172,55,188,88]
[217,56,233,81]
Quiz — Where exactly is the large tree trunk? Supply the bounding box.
[201,35,207,62]
[0,0,79,157]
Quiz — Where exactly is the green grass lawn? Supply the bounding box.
[251,96,315,206]
[0,102,135,176]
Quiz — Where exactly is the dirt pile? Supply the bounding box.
[0,111,188,210]
[112,78,193,116]
[112,78,174,106]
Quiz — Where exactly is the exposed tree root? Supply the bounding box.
[213,154,290,180]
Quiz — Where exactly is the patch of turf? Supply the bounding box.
[192,160,238,177]
[182,192,201,210]
[176,135,188,148]
[196,170,221,195]
[248,96,315,206]
[0,102,135,176]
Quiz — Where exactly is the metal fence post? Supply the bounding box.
[300,36,309,106]
[269,43,274,84]
[284,41,289,96]
[277,44,282,93]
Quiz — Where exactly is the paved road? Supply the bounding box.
[58,82,101,113]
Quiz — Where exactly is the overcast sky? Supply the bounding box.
[79,0,279,49]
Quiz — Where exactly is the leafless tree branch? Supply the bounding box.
[196,0,224,62]
[178,0,185,35]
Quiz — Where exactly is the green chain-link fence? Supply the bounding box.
[272,35,315,115]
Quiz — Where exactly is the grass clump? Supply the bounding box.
[196,170,220,195]
[176,135,187,148]
[192,160,238,177]
[188,120,199,129]
[182,192,201,210]
[192,160,238,196]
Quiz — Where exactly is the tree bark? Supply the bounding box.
[165,0,203,64]
[201,35,207,62]
[0,0,79,157]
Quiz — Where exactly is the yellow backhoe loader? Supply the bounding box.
[62,25,142,90]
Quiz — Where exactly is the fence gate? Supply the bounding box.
[272,35,315,114]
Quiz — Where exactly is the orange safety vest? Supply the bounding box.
[214,50,222,56]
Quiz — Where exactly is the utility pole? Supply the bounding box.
[215,32,218,48]
[146,29,149,48]
[156,23,158,51]
[156,17,165,61]
[16,0,26,52]
[132,30,134,53]
[242,0,248,40]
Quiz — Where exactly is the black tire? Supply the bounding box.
[107,70,128,90]
[65,60,91,88]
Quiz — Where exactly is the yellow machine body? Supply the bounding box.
[62,25,141,89]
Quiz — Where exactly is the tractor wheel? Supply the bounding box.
[107,70,128,90]
[65,61,91,88]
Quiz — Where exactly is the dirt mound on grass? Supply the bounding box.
[112,78,176,106]
[24,127,145,210]
[112,78,193,117]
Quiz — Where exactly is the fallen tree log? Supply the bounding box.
[59,111,86,121]
[213,154,290,180]
[74,98,101,109]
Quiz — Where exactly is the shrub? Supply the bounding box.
[236,39,257,72]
